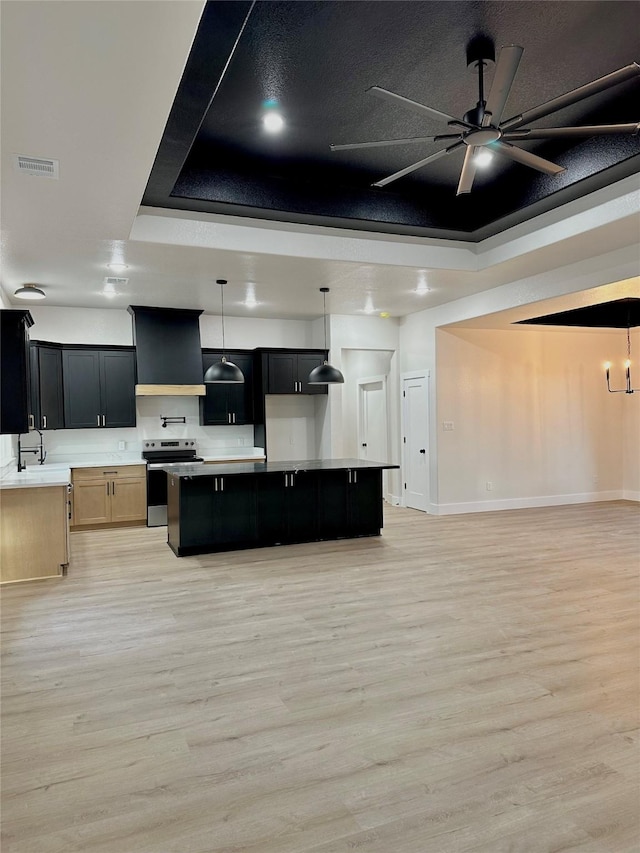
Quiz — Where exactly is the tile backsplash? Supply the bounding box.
[18,396,258,465]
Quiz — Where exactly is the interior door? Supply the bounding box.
[358,377,388,463]
[402,374,429,512]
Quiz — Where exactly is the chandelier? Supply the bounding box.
[604,325,638,394]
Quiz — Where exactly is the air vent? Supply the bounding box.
[104,277,128,287]
[14,155,59,179]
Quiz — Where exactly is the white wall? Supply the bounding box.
[435,326,635,512]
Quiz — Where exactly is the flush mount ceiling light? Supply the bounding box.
[331,36,640,195]
[204,279,244,384]
[14,284,45,300]
[308,287,344,385]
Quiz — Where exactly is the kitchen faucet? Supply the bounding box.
[17,429,46,471]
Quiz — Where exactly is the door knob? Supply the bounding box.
[419,448,426,454]
[361,443,367,447]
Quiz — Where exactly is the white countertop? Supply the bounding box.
[0,449,266,489]
[0,464,71,490]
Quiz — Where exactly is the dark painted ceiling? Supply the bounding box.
[517,298,640,328]
[143,1,640,241]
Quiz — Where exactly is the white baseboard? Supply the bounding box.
[386,493,401,506]
[622,490,640,503]
[430,490,629,516]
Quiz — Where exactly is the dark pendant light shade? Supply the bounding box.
[307,287,344,385]
[204,355,244,383]
[308,361,345,384]
[204,279,244,384]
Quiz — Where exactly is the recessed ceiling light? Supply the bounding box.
[14,284,46,300]
[363,294,375,315]
[415,272,430,295]
[474,149,493,168]
[107,262,128,273]
[263,112,284,133]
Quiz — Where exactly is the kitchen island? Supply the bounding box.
[165,459,399,556]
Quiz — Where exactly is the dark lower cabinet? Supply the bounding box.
[317,467,383,538]
[63,347,136,429]
[167,466,385,556]
[256,471,317,544]
[30,343,64,430]
[168,473,257,553]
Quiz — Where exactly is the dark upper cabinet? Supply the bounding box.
[30,343,64,430]
[62,347,136,429]
[200,350,254,425]
[0,310,34,435]
[264,350,328,395]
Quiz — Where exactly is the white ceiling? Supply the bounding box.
[1,1,638,323]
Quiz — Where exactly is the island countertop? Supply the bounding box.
[162,458,399,478]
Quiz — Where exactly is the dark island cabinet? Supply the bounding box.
[62,347,136,429]
[168,473,257,551]
[264,350,328,395]
[200,350,254,425]
[30,343,64,430]
[317,467,383,539]
[256,470,317,544]
[167,462,391,557]
[0,310,34,435]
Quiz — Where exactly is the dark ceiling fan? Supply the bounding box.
[330,38,640,195]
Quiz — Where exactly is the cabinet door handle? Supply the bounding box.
[284,474,288,488]
[28,413,35,430]
[213,478,218,492]
[219,477,224,492]
[112,481,116,496]
[102,415,106,427]
[42,415,47,429]
[354,471,357,484]
[232,413,236,424]
[228,414,231,424]
[106,482,110,496]
[97,415,101,426]
[348,470,351,484]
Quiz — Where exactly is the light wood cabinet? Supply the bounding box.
[71,465,146,529]
[0,485,69,583]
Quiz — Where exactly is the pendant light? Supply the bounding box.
[604,322,638,395]
[14,284,45,300]
[204,279,244,383]
[308,287,344,385]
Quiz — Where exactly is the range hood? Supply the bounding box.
[128,306,205,396]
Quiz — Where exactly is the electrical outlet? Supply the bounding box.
[486,481,493,491]
[442,421,454,431]
[118,440,126,451]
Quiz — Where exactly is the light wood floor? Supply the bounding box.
[2,502,639,853]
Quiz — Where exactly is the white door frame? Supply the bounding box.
[401,370,431,511]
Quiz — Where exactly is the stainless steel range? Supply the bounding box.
[142,438,204,527]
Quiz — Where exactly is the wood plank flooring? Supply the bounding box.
[1,501,639,852]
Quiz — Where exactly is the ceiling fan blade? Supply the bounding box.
[368,86,461,126]
[503,123,640,140]
[482,45,524,127]
[493,140,565,174]
[456,146,478,195]
[372,140,464,187]
[500,62,640,131]
[330,134,460,151]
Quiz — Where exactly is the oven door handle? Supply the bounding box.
[147,463,171,470]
